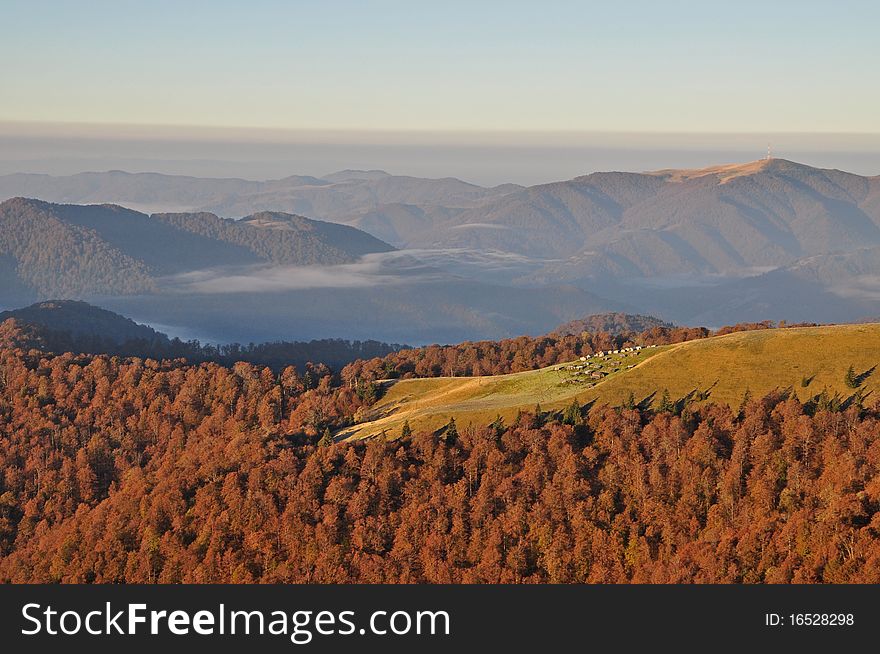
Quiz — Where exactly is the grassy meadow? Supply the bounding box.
[337,323,880,441]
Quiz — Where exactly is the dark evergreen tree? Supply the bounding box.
[563,399,582,425]
[845,365,859,389]
[657,388,674,413]
[444,417,458,441]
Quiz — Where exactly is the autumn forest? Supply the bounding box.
[0,316,878,584]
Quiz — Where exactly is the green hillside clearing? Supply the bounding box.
[337,324,880,441]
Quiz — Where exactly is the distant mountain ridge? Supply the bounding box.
[0,170,263,214]
[4,158,880,332]
[455,159,880,275]
[5,160,877,279]
[0,197,618,344]
[0,197,394,299]
[0,169,522,247]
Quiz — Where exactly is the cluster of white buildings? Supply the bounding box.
[577,344,655,362]
[557,344,660,382]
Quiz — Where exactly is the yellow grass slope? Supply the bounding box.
[649,158,774,184]
[338,324,880,441]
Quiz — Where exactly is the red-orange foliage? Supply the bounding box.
[341,326,711,383]
[0,332,878,584]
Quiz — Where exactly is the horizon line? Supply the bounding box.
[2,157,875,187]
[4,119,880,139]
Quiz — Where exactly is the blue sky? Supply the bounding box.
[3,0,879,133]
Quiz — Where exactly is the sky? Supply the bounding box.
[2,1,879,183]
[3,0,879,133]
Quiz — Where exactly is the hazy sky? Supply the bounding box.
[4,0,879,133]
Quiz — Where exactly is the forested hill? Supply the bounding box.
[552,312,673,336]
[0,300,166,344]
[0,301,406,371]
[0,197,394,300]
[0,300,788,380]
[153,210,394,266]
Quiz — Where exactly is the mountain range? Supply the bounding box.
[2,158,880,336]
[0,197,393,299]
[514,159,880,284]
[5,160,878,275]
[0,169,521,246]
[0,197,615,344]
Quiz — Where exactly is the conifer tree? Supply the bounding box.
[738,388,752,418]
[657,388,674,413]
[845,365,859,389]
[533,403,544,426]
[444,417,458,441]
[563,399,582,425]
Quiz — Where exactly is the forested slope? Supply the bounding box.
[0,322,879,583]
